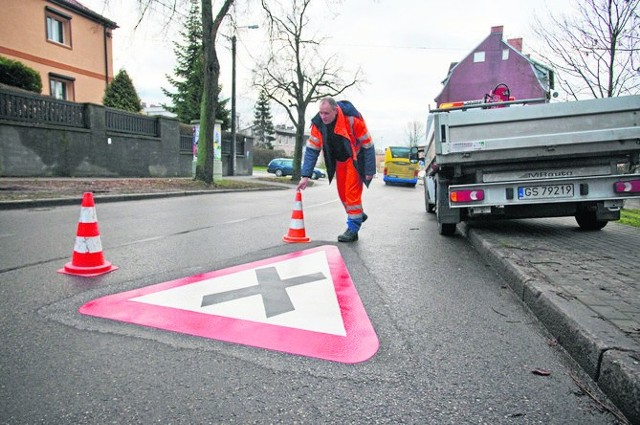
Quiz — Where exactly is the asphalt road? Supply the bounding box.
[0,177,625,424]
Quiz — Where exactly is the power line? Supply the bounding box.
[324,42,469,51]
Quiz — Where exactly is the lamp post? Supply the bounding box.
[229,24,258,176]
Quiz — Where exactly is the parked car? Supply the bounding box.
[267,158,326,179]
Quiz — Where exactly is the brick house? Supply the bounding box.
[0,0,117,103]
[434,25,554,106]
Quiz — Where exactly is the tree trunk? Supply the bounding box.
[292,106,307,181]
[196,0,233,184]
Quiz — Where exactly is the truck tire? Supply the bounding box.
[435,197,456,235]
[424,180,435,213]
[575,211,608,231]
[438,222,457,236]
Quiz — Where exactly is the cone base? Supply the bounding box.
[283,234,311,243]
[58,260,118,277]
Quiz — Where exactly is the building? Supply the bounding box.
[434,26,554,106]
[0,0,118,103]
[271,124,299,156]
[144,103,177,118]
[244,124,310,157]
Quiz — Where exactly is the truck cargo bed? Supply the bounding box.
[433,96,640,166]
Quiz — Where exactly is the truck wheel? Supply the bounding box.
[424,182,435,213]
[575,211,608,231]
[438,222,456,236]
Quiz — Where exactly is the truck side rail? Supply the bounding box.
[429,97,547,113]
[433,95,640,166]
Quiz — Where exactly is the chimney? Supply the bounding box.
[508,38,523,52]
[491,26,504,34]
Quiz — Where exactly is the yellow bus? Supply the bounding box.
[383,146,420,187]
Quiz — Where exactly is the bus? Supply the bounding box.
[383,146,420,187]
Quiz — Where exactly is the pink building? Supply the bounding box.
[434,26,554,106]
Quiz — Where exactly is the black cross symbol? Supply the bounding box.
[201,267,326,318]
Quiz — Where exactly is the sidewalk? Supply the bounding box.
[460,217,640,424]
[1,177,638,423]
[627,198,640,209]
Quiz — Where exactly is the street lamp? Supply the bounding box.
[230,24,258,176]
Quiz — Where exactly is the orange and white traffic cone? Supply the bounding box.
[58,192,118,277]
[283,190,310,243]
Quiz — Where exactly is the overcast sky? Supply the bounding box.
[80,0,575,149]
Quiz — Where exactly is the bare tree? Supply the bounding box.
[406,121,424,147]
[197,0,234,183]
[134,0,233,184]
[254,0,362,181]
[532,0,639,100]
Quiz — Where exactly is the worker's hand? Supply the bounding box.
[296,177,310,191]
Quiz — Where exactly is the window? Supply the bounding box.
[45,7,71,47]
[47,16,64,43]
[502,49,510,60]
[49,73,75,101]
[473,51,485,63]
[50,79,65,99]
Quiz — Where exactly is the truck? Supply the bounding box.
[422,95,640,236]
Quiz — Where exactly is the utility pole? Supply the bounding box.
[230,34,237,176]
[229,25,258,176]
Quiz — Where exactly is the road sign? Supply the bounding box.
[79,245,379,363]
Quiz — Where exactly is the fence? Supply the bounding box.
[0,86,253,177]
[0,86,86,128]
[180,133,193,154]
[105,108,159,137]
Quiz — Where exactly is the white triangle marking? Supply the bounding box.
[130,250,346,336]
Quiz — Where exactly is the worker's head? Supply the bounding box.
[319,97,338,124]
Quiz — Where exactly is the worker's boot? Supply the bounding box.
[338,229,358,242]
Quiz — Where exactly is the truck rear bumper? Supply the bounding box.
[448,174,640,210]
[464,201,622,221]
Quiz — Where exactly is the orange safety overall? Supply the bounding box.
[336,158,364,230]
[302,102,375,233]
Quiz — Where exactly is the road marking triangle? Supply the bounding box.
[129,250,346,336]
[79,245,379,363]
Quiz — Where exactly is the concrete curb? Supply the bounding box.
[0,185,288,210]
[460,223,640,424]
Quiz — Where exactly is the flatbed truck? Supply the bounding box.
[422,95,640,235]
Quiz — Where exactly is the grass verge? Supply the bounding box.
[619,208,640,228]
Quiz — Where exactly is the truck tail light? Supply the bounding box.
[450,189,484,203]
[383,167,388,176]
[614,179,640,194]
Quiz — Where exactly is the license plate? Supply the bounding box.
[518,184,574,200]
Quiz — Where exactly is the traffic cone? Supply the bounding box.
[58,192,118,277]
[283,190,311,243]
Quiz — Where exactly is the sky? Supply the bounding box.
[79,0,575,149]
